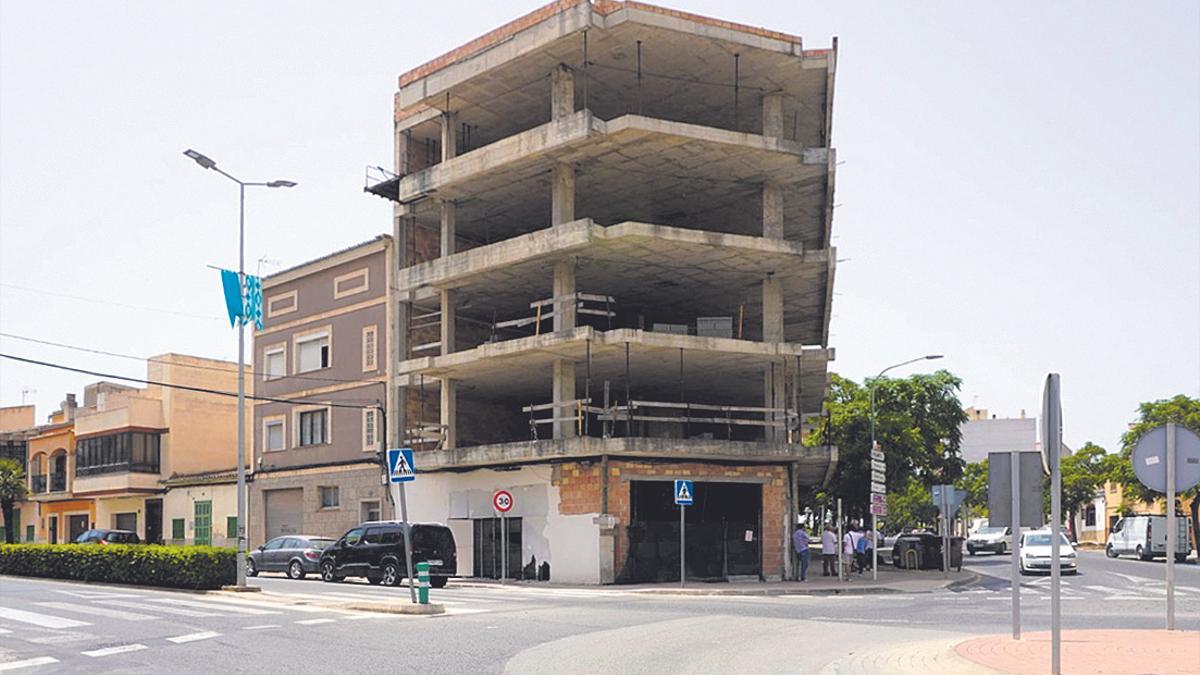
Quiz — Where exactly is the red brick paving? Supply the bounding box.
[955,629,1200,675]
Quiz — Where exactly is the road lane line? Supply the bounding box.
[243,624,281,630]
[144,598,277,615]
[36,601,157,621]
[200,596,332,613]
[0,607,91,629]
[0,657,59,671]
[98,600,220,617]
[166,631,221,644]
[82,644,148,658]
[295,618,336,625]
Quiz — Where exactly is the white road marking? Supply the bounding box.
[144,598,277,615]
[0,657,59,671]
[26,632,96,645]
[0,607,91,629]
[98,600,219,617]
[201,596,332,613]
[82,644,148,658]
[52,590,143,600]
[294,618,336,625]
[0,628,10,634]
[242,624,281,630]
[166,631,221,644]
[1084,585,1113,594]
[36,601,157,621]
[1176,586,1200,594]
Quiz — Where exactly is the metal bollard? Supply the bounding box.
[417,561,430,604]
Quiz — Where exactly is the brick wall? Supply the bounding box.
[553,459,788,579]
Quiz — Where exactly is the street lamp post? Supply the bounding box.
[184,149,295,588]
[867,354,943,581]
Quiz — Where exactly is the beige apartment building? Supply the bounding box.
[249,236,396,546]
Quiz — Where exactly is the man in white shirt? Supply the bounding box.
[821,525,837,576]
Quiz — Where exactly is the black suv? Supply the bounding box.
[319,521,456,588]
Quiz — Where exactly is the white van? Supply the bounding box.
[1105,515,1192,562]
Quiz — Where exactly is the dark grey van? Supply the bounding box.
[319,521,456,588]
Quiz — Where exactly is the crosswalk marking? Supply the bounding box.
[0,657,60,672]
[82,644,148,658]
[203,595,333,613]
[98,600,220,617]
[243,624,281,630]
[166,631,221,644]
[52,590,142,600]
[26,632,96,645]
[294,618,336,625]
[35,601,157,621]
[0,607,91,629]
[144,598,277,615]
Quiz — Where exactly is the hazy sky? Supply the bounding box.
[1,1,1197,454]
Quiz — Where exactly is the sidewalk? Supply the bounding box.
[822,629,1200,674]
[452,565,976,596]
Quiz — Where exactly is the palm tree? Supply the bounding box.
[0,459,28,544]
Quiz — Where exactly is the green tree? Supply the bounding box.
[955,459,990,521]
[1048,442,1108,541]
[1109,395,1200,551]
[809,370,968,521]
[0,458,28,544]
[886,476,940,532]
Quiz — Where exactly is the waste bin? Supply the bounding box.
[938,536,964,572]
[892,534,936,569]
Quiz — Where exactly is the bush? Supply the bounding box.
[0,544,235,590]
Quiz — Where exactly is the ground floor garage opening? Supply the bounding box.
[472,517,526,579]
[264,488,303,540]
[620,480,762,583]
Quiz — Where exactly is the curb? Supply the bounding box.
[340,601,445,615]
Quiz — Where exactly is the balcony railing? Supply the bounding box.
[50,473,66,492]
[30,475,46,493]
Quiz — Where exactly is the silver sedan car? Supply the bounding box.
[248,535,336,579]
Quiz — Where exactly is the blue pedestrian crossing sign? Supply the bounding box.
[674,479,694,506]
[387,448,416,483]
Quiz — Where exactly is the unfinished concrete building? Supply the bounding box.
[367,0,838,584]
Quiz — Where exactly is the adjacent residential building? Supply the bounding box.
[367,0,838,583]
[249,235,396,546]
[71,357,241,544]
[959,407,1037,465]
[25,395,87,543]
[0,404,39,543]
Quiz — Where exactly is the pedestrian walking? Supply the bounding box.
[843,526,857,579]
[821,525,837,576]
[792,527,810,581]
[854,528,869,574]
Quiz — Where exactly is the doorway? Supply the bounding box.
[68,515,89,542]
[48,515,58,544]
[194,501,212,546]
[145,499,163,544]
[472,517,522,579]
[621,480,763,583]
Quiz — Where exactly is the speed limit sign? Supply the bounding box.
[492,489,514,513]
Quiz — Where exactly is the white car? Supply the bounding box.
[1019,531,1077,575]
[967,526,1011,555]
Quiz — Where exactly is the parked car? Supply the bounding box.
[74,529,140,545]
[967,526,1011,555]
[1018,530,1077,575]
[319,521,456,588]
[247,535,336,579]
[1105,515,1192,563]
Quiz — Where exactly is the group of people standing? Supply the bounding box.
[791,520,877,581]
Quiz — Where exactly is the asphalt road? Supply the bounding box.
[2,555,1197,674]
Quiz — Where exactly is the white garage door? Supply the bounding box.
[264,488,303,540]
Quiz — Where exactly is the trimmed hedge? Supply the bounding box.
[0,544,235,590]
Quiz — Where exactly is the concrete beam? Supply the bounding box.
[440,378,457,450]
[551,64,575,120]
[413,435,836,481]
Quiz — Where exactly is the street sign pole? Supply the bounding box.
[837,498,843,583]
[679,503,685,589]
[1043,374,1062,675]
[501,514,507,585]
[1010,449,1021,640]
[386,448,418,604]
[398,482,417,603]
[871,513,877,581]
[1166,422,1176,631]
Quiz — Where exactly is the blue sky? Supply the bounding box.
[1,1,1197,454]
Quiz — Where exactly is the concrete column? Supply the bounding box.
[440,200,456,257]
[763,275,785,444]
[552,163,575,226]
[394,128,409,175]
[440,289,456,355]
[441,112,457,162]
[553,260,576,331]
[762,92,784,138]
[762,183,784,239]
[553,359,577,440]
[440,379,457,450]
[551,64,575,120]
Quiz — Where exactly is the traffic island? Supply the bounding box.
[338,601,445,616]
[219,585,263,593]
[953,629,1200,675]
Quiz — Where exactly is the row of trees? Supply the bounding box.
[806,371,1199,549]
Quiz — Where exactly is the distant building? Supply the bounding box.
[959,407,1037,465]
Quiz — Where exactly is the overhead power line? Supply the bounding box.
[0,353,379,412]
[0,283,223,321]
[0,332,382,386]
